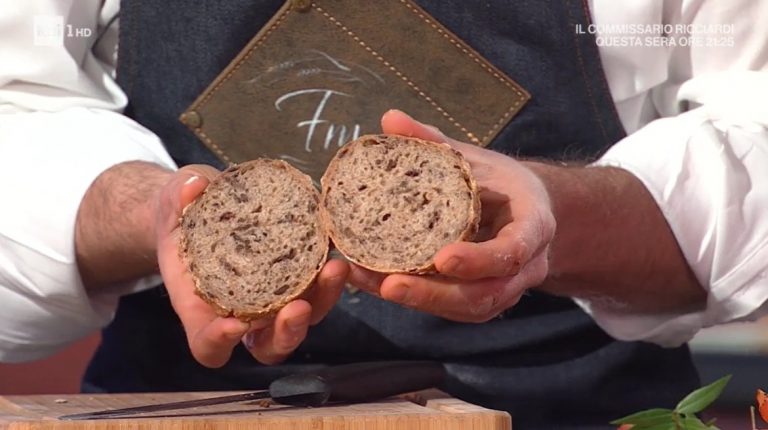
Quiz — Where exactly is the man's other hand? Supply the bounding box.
[348,110,555,322]
[155,165,348,368]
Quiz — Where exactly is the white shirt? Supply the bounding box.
[0,0,176,362]
[0,0,766,361]
[583,0,768,346]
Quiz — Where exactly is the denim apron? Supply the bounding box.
[83,1,700,428]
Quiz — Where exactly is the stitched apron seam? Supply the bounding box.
[197,9,292,108]
[567,0,610,147]
[579,0,627,142]
[314,4,480,144]
[197,129,234,166]
[399,0,525,142]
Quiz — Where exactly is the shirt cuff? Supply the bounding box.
[0,107,176,362]
[573,108,768,347]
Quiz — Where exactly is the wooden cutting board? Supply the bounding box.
[0,390,510,429]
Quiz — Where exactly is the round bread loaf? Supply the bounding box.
[180,159,328,320]
[320,134,480,274]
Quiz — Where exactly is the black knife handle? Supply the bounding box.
[268,361,446,407]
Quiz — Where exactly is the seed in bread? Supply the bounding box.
[320,134,480,273]
[180,160,328,320]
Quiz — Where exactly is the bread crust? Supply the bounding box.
[319,134,480,274]
[180,159,329,321]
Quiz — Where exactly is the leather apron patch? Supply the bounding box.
[180,0,530,181]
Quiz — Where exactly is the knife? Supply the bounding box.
[59,360,446,420]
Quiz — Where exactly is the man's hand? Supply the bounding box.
[350,110,705,320]
[155,165,349,367]
[77,162,348,368]
[348,110,556,322]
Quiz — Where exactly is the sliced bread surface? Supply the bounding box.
[180,159,328,320]
[320,134,480,273]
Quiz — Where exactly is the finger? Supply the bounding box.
[243,300,312,365]
[434,224,534,280]
[378,273,525,323]
[188,316,252,368]
[346,264,505,321]
[379,254,549,322]
[177,164,221,208]
[156,164,221,237]
[305,259,349,325]
[380,110,482,157]
[381,109,450,142]
[347,264,387,297]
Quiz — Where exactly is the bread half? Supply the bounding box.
[180,160,328,320]
[320,134,480,273]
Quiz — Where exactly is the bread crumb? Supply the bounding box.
[403,393,427,406]
[54,399,68,404]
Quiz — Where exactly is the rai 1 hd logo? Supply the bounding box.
[33,15,92,47]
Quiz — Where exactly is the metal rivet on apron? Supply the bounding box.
[180,110,202,128]
[291,0,312,12]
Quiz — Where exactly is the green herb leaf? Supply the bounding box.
[627,422,677,430]
[610,408,674,426]
[681,415,719,430]
[675,375,732,415]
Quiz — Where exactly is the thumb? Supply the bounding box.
[380,109,452,143]
[380,110,481,157]
[156,164,221,238]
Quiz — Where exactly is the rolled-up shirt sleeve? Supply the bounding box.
[577,0,768,346]
[0,0,178,362]
[0,108,176,362]
[576,74,768,347]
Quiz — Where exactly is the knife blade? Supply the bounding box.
[59,360,446,420]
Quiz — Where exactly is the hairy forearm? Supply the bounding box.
[75,161,174,290]
[526,162,706,314]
